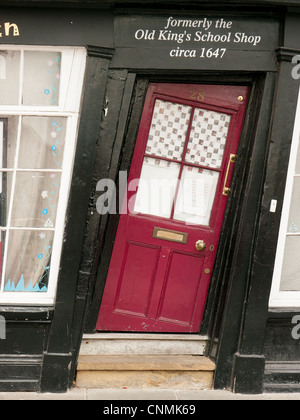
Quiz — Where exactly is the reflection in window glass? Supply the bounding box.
[0,51,20,105]
[19,117,67,169]
[277,130,300,293]
[6,116,19,168]
[287,177,300,234]
[280,236,300,291]
[23,51,61,106]
[11,172,61,228]
[0,172,12,227]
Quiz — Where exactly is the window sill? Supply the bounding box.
[0,306,54,321]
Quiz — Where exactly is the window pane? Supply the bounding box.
[185,109,231,169]
[19,117,67,169]
[133,157,180,218]
[295,135,300,174]
[0,116,20,169]
[0,231,6,282]
[11,172,61,228]
[4,230,54,292]
[23,51,61,106]
[0,50,20,105]
[287,177,300,233]
[280,236,300,291]
[0,172,13,227]
[145,100,192,160]
[6,116,19,169]
[174,166,219,226]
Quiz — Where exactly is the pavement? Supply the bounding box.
[0,387,300,400]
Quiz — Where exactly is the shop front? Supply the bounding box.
[0,0,299,394]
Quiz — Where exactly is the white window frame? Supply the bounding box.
[0,45,86,305]
[270,86,300,308]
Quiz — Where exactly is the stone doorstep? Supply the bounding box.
[80,334,209,356]
[76,370,215,390]
[77,355,215,372]
[82,334,209,341]
[76,355,215,390]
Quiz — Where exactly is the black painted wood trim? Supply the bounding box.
[87,45,115,59]
[276,47,300,62]
[82,72,139,333]
[40,49,114,393]
[225,60,300,394]
[0,306,53,321]
[213,72,277,392]
[0,0,293,8]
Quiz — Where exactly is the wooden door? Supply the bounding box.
[97,83,249,333]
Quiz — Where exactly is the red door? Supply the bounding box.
[97,83,249,333]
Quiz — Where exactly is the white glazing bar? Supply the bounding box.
[0,227,55,231]
[8,169,62,173]
[18,50,24,106]
[46,115,77,300]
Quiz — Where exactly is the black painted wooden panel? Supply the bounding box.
[0,7,113,46]
[112,14,280,71]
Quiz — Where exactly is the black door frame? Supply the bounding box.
[85,71,273,327]
[69,68,277,393]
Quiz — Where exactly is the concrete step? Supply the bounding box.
[76,355,215,390]
[80,333,208,356]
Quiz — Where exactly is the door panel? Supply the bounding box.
[97,83,250,333]
[113,241,161,317]
[157,251,205,326]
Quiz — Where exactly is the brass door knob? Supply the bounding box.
[195,240,206,252]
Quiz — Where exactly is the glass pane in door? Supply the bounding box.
[133,157,180,218]
[145,99,192,160]
[174,166,219,225]
[133,98,232,227]
[185,108,231,169]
